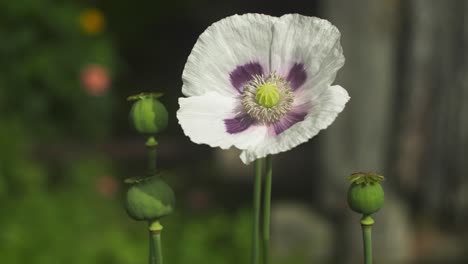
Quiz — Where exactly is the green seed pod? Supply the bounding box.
[347,172,384,215]
[125,176,175,221]
[128,93,168,135]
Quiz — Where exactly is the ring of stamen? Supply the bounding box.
[241,73,294,124]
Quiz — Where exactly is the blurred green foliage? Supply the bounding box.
[0,0,115,139]
[0,1,119,262]
[0,153,253,263]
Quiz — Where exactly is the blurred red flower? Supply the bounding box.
[81,64,111,96]
[96,175,119,198]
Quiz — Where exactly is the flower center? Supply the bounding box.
[255,83,280,108]
[241,73,294,124]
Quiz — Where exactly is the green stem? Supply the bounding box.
[361,215,374,264]
[262,155,273,264]
[151,232,163,264]
[149,231,156,263]
[149,221,163,264]
[252,158,263,264]
[146,136,158,176]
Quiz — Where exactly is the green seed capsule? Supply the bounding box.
[125,176,175,221]
[347,172,384,215]
[129,93,168,135]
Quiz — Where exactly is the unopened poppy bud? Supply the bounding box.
[347,172,384,216]
[125,175,175,221]
[129,93,168,135]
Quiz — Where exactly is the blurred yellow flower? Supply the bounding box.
[80,8,105,35]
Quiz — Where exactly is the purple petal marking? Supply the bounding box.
[229,62,264,93]
[287,63,307,90]
[224,115,255,134]
[272,111,307,135]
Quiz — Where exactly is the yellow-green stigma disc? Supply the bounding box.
[255,83,280,108]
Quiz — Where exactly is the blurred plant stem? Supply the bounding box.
[262,155,272,264]
[149,228,156,263]
[146,136,158,176]
[147,136,162,264]
[252,158,263,264]
[361,215,374,264]
[149,221,164,264]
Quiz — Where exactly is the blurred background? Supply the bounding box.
[1,0,467,263]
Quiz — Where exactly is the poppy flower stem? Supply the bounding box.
[262,155,273,264]
[148,230,155,263]
[146,137,161,264]
[361,215,374,264]
[146,136,158,176]
[252,158,263,264]
[149,221,164,264]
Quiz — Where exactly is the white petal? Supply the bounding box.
[182,14,277,97]
[240,85,349,164]
[270,14,344,94]
[177,93,268,150]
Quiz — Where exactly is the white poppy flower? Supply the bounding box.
[177,13,350,164]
